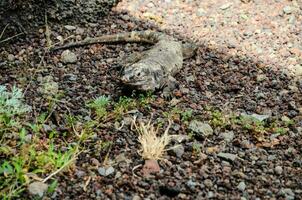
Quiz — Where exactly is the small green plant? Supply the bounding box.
[87,96,110,120]
[192,142,201,156]
[237,115,266,134]
[137,92,154,110]
[0,139,78,199]
[0,85,31,117]
[210,110,229,128]
[0,85,31,140]
[181,109,193,122]
[113,96,136,119]
[273,127,287,135]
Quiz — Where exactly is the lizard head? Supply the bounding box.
[120,64,159,91]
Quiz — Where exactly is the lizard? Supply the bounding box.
[51,30,197,94]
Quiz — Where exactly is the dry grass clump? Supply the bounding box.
[132,117,171,160]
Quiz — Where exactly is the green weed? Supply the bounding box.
[87,95,110,120]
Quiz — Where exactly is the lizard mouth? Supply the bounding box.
[121,77,155,91]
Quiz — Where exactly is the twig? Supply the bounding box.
[0,32,24,44]
[0,23,9,40]
[45,12,52,48]
[23,52,46,96]
[42,152,78,183]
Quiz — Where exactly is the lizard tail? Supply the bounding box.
[50,31,167,51]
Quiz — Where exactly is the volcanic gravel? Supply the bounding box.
[0,0,301,199]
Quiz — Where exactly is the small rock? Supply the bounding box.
[172,145,185,158]
[56,35,64,43]
[204,179,213,188]
[241,113,269,122]
[240,139,254,149]
[170,134,190,143]
[217,152,237,162]
[256,74,267,82]
[189,121,213,138]
[275,166,283,175]
[207,191,214,198]
[142,159,160,177]
[121,15,130,21]
[39,75,59,97]
[98,166,115,176]
[7,54,15,61]
[64,25,76,30]
[75,27,85,35]
[28,181,48,197]
[288,15,296,24]
[172,123,181,131]
[122,116,133,126]
[291,65,302,76]
[283,6,292,14]
[132,195,141,200]
[220,3,232,10]
[196,8,206,17]
[281,116,292,123]
[280,188,295,200]
[187,180,197,188]
[42,124,52,132]
[251,113,270,121]
[68,74,77,81]
[185,75,196,83]
[75,170,86,178]
[61,50,77,64]
[220,131,234,143]
[24,134,32,143]
[237,181,246,191]
[180,87,190,94]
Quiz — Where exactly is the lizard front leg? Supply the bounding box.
[161,75,179,100]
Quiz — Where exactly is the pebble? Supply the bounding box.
[237,181,246,191]
[241,113,270,122]
[172,144,185,158]
[220,3,232,10]
[187,180,197,188]
[75,27,85,35]
[256,74,267,82]
[64,25,76,30]
[207,191,214,198]
[283,6,292,14]
[251,113,270,121]
[291,64,302,76]
[220,131,234,143]
[7,54,15,61]
[288,15,296,24]
[170,134,190,143]
[217,152,237,162]
[189,120,213,138]
[28,181,48,197]
[132,195,141,200]
[240,139,254,149]
[98,166,115,176]
[196,8,206,17]
[280,188,295,200]
[268,155,277,161]
[185,75,196,83]
[204,179,213,188]
[275,166,283,175]
[75,170,86,178]
[61,50,77,64]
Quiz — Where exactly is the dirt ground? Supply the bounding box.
[0,0,301,199]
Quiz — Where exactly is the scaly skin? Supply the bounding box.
[52,31,197,91]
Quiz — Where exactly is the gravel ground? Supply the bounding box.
[0,0,301,199]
